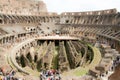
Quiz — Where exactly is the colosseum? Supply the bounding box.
[0,0,120,80]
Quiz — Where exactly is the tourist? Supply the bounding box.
[0,69,3,76]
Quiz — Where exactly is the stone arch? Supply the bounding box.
[30,42,33,47]
[22,46,24,49]
[0,19,2,24]
[20,55,26,67]
[30,28,33,32]
[26,52,32,62]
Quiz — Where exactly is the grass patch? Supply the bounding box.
[62,43,101,77]
[73,68,88,76]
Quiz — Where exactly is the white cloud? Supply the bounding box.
[43,0,120,13]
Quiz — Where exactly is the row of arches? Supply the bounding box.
[0,13,120,25]
[0,14,60,24]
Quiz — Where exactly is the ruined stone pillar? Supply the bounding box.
[1,39,3,45]
[4,38,6,44]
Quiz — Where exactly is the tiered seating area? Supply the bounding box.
[60,25,120,39]
[89,44,119,78]
[38,22,60,35]
[60,24,120,50]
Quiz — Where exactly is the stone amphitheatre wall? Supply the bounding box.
[0,9,120,52]
[61,8,117,16]
[0,8,120,79]
[0,9,119,25]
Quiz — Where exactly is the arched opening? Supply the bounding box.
[66,20,69,23]
[20,55,26,67]
[0,19,2,24]
[34,54,38,62]
[31,29,32,31]
[28,20,30,23]
[47,27,50,29]
[26,52,32,62]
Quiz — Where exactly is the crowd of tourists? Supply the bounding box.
[112,56,120,70]
[40,69,61,80]
[0,69,22,80]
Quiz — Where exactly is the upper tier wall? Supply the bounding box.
[61,9,117,16]
[0,9,120,25]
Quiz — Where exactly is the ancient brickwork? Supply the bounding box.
[0,0,47,15]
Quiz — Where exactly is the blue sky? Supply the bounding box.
[43,0,120,13]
